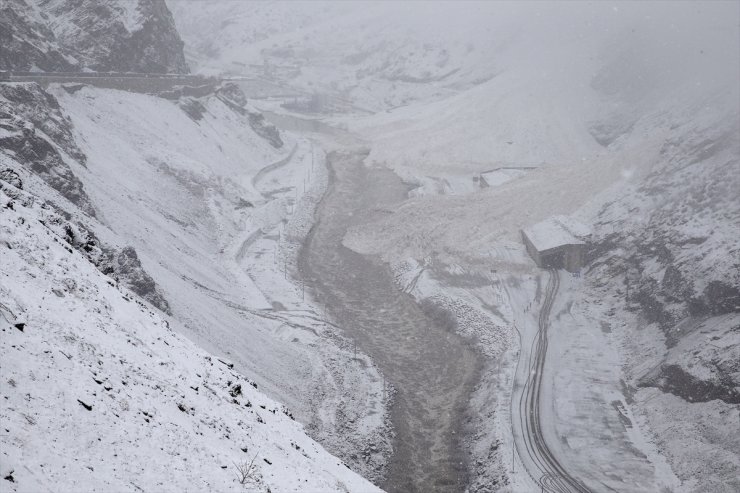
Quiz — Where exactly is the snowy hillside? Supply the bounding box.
[2,1,390,490]
[1,78,391,488]
[0,180,380,493]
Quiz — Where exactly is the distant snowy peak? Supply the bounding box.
[1,0,188,73]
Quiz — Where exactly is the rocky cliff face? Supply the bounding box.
[0,0,188,313]
[0,0,76,72]
[0,83,95,216]
[1,0,188,73]
[0,82,171,314]
[0,0,191,311]
[587,91,740,407]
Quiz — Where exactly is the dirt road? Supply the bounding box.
[514,269,590,493]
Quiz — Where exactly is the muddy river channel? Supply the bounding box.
[299,150,481,492]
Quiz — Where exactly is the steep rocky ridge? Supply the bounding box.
[1,0,188,73]
[0,0,76,72]
[0,82,95,215]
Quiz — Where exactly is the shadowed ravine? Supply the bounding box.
[299,150,481,492]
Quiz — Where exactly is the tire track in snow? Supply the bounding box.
[514,269,592,493]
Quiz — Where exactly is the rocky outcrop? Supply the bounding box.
[0,0,76,71]
[0,177,171,314]
[216,83,284,148]
[640,363,740,405]
[0,83,95,216]
[247,112,283,149]
[38,0,189,73]
[634,313,740,405]
[0,168,23,190]
[592,111,739,318]
[589,110,740,405]
[178,97,207,121]
[56,215,171,314]
[1,0,188,73]
[99,246,171,314]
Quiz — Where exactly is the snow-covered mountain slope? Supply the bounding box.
[2,1,391,489]
[0,0,188,73]
[1,78,391,486]
[0,181,381,493]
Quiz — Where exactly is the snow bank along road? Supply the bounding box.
[300,150,482,493]
[515,270,590,493]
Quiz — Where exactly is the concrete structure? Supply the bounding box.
[478,166,538,189]
[521,216,590,272]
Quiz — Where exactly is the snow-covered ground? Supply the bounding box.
[0,182,381,493]
[1,78,390,489]
[170,1,739,490]
[2,0,737,491]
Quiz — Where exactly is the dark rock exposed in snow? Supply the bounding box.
[0,169,23,190]
[100,246,171,315]
[0,83,95,216]
[247,112,284,149]
[0,179,171,315]
[640,362,740,405]
[56,218,171,314]
[216,83,284,148]
[0,0,188,73]
[43,0,189,73]
[216,82,248,107]
[178,97,207,121]
[0,0,76,72]
[589,110,740,406]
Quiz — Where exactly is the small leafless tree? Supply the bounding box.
[233,450,260,486]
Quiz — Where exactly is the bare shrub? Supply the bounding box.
[234,450,260,486]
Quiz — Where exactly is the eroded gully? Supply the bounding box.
[299,149,481,493]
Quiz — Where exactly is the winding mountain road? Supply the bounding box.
[514,269,591,493]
